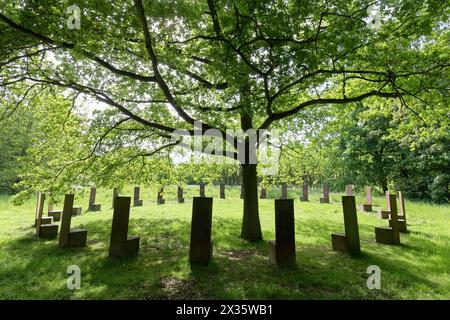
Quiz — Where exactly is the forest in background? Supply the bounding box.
[1,91,448,203]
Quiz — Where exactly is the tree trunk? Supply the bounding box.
[240,163,263,241]
[380,179,388,192]
[373,150,388,192]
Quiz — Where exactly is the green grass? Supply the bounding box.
[0,185,449,299]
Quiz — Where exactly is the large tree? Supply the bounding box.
[1,0,448,240]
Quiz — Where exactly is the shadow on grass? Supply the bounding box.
[1,214,448,299]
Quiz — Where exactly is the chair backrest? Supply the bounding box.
[398,191,406,218]
[199,183,206,197]
[302,184,308,198]
[112,188,119,207]
[281,183,288,199]
[346,184,353,196]
[365,186,372,204]
[189,197,213,264]
[274,199,295,263]
[385,191,391,210]
[323,184,329,199]
[260,187,267,198]
[134,186,140,201]
[157,187,164,200]
[59,194,75,247]
[342,196,361,254]
[389,194,401,244]
[35,192,46,236]
[89,187,96,205]
[109,196,131,257]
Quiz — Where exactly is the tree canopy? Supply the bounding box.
[1,0,448,239]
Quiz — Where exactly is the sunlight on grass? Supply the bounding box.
[0,186,449,299]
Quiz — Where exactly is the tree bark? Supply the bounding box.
[238,94,262,241]
[380,178,388,192]
[240,163,263,241]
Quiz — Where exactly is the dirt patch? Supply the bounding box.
[86,239,100,245]
[218,248,262,260]
[157,277,213,300]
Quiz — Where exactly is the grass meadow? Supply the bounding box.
[0,185,449,299]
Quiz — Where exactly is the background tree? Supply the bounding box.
[0,102,34,193]
[311,99,449,202]
[319,102,399,192]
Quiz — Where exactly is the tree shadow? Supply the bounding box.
[0,214,448,299]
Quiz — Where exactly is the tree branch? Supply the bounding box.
[133,0,237,146]
[183,70,228,90]
[132,0,199,125]
[25,75,192,135]
[0,13,156,82]
[259,90,400,130]
[206,0,223,37]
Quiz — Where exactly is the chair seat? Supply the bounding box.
[376,226,392,231]
[320,197,330,203]
[37,217,53,225]
[375,226,394,245]
[332,232,346,237]
[48,210,62,221]
[70,228,87,234]
[39,224,58,239]
[72,207,83,215]
[389,219,407,233]
[40,223,58,228]
[68,228,88,247]
[331,233,348,252]
[88,203,101,211]
[125,235,140,256]
[268,240,295,267]
[378,210,390,219]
